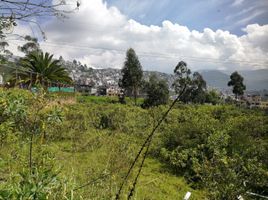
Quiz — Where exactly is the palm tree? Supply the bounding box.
[14,51,72,88]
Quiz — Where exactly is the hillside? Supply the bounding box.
[63,59,268,90]
[240,69,268,90]
[199,70,230,89]
[200,69,268,90]
[2,57,267,90]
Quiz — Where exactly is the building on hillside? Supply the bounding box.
[106,86,121,96]
[237,94,268,109]
[260,101,268,109]
[97,85,107,96]
[75,84,94,95]
[91,88,97,95]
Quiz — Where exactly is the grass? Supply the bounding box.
[76,95,144,106]
[77,95,118,104]
[135,159,206,200]
[0,90,206,199]
[50,131,206,199]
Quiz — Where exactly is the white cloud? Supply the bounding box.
[8,0,268,73]
[241,24,268,51]
[231,0,245,7]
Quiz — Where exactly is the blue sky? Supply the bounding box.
[106,0,268,35]
[11,0,268,72]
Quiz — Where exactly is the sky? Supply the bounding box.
[106,0,268,36]
[7,0,268,73]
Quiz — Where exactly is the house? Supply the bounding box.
[260,101,268,109]
[238,95,268,109]
[97,85,107,96]
[91,88,97,95]
[75,84,94,95]
[106,86,121,96]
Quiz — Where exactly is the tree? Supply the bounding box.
[18,35,40,54]
[172,61,207,104]
[205,89,221,105]
[14,51,72,88]
[172,61,191,95]
[0,1,80,32]
[0,0,80,54]
[142,74,169,108]
[120,48,143,105]
[228,71,246,99]
[0,25,13,62]
[188,72,207,103]
[159,106,268,199]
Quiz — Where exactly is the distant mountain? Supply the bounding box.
[2,55,267,90]
[59,58,267,91]
[199,70,229,89]
[200,69,268,90]
[240,69,268,90]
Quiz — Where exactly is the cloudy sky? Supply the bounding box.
[10,0,268,73]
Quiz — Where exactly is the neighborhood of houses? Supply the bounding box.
[237,94,268,109]
[1,69,268,109]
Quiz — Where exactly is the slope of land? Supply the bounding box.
[1,89,267,199]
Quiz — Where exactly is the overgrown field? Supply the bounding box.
[0,89,267,199]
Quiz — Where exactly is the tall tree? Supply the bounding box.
[173,61,207,104]
[172,61,192,95]
[120,48,143,105]
[228,71,246,99]
[190,72,207,103]
[14,51,72,88]
[143,74,169,108]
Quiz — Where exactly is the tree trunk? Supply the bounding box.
[134,86,137,106]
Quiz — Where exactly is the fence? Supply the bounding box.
[0,64,76,93]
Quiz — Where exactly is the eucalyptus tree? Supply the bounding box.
[173,61,208,104]
[228,71,246,99]
[18,35,40,55]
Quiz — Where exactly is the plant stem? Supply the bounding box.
[29,132,34,174]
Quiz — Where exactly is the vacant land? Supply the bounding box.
[0,89,267,199]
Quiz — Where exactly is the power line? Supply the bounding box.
[42,41,268,67]
[116,85,187,199]
[6,39,268,67]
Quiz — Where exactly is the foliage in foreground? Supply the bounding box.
[0,89,267,199]
[155,105,268,199]
[0,88,73,199]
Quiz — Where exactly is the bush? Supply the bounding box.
[156,105,268,199]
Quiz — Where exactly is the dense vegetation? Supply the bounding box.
[0,88,267,199]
